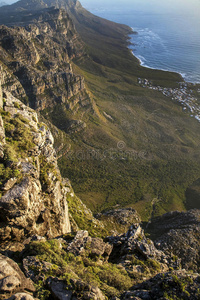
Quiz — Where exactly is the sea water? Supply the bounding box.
[80,0,200,83]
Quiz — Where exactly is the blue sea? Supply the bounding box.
[80,0,200,83]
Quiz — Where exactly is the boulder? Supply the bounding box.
[7,293,37,300]
[67,231,113,262]
[46,277,105,300]
[0,254,35,299]
[23,256,53,282]
[46,277,74,300]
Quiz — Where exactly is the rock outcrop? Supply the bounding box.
[0,254,35,300]
[0,90,71,242]
[122,270,200,300]
[46,277,106,300]
[67,230,113,262]
[107,224,179,278]
[0,66,2,108]
[95,208,141,235]
[147,209,200,272]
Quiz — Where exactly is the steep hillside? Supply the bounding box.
[0,0,200,220]
[1,63,200,300]
[56,0,200,218]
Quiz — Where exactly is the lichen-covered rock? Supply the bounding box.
[23,256,53,282]
[0,92,71,242]
[46,277,106,300]
[0,254,35,299]
[122,270,200,300]
[46,277,74,300]
[67,230,113,262]
[108,224,168,262]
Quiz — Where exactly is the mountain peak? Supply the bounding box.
[0,0,80,12]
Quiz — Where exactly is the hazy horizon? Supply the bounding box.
[3,0,200,15]
[81,0,200,16]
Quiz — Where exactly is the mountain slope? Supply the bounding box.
[0,0,200,219]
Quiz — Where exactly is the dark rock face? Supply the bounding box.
[147,209,200,272]
[107,224,178,275]
[122,270,200,300]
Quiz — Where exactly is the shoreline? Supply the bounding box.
[130,48,185,82]
[128,30,200,85]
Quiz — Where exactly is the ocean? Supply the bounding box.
[80,0,200,83]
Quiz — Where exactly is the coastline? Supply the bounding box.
[130,48,186,83]
[127,29,200,85]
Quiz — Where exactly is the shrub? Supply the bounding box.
[147,259,161,272]
[15,113,30,124]
[3,144,17,162]
[14,102,21,109]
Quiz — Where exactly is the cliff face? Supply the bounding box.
[0,81,71,242]
[0,7,87,112]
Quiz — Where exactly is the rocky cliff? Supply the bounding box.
[0,81,71,242]
[0,6,87,110]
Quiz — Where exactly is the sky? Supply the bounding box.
[2,0,16,3]
[80,0,200,16]
[3,0,200,16]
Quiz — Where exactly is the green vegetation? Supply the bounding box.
[41,5,200,220]
[162,273,195,299]
[131,256,161,275]
[14,101,21,109]
[1,110,35,156]
[28,239,134,298]
[39,155,60,190]
[26,237,164,299]
[66,193,108,237]
[0,108,36,190]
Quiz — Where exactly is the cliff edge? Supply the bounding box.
[0,71,71,242]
